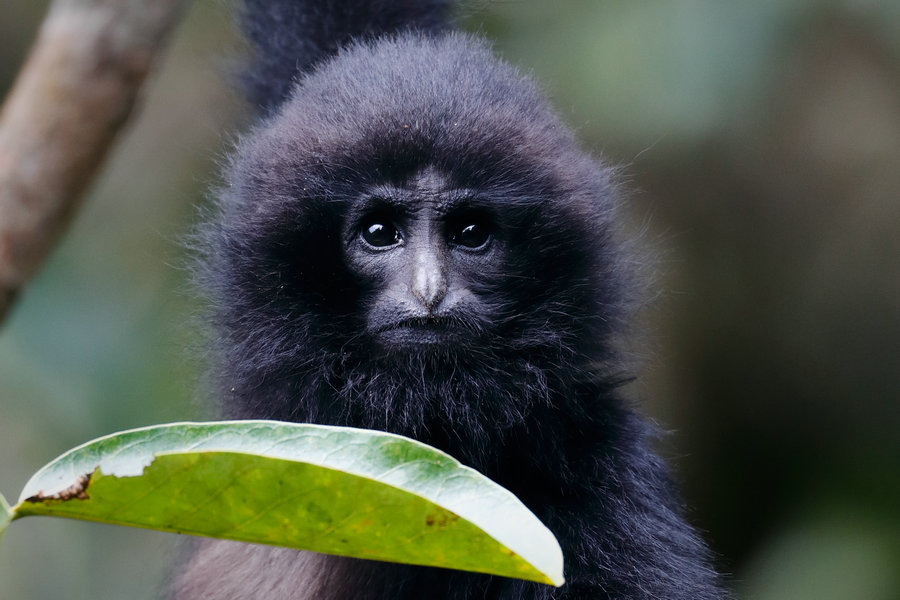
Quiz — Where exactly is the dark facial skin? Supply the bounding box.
[344,169,500,348]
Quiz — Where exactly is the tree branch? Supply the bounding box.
[0,0,188,323]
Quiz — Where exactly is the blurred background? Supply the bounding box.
[1,1,898,598]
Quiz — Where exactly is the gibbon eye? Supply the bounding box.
[451,221,491,249]
[361,220,401,247]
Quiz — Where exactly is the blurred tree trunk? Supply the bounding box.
[0,0,187,323]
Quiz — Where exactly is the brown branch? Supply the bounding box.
[0,0,188,323]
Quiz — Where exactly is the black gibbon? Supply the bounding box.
[171,1,727,598]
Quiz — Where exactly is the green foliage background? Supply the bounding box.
[2,1,899,597]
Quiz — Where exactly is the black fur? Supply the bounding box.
[175,1,727,598]
[239,0,453,114]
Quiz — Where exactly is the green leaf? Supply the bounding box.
[10,421,563,586]
[0,492,10,543]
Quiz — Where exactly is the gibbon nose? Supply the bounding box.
[411,248,448,311]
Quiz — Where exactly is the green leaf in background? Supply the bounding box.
[7,421,564,586]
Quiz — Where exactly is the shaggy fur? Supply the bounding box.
[173,1,727,598]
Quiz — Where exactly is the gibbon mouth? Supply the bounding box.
[375,316,460,344]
